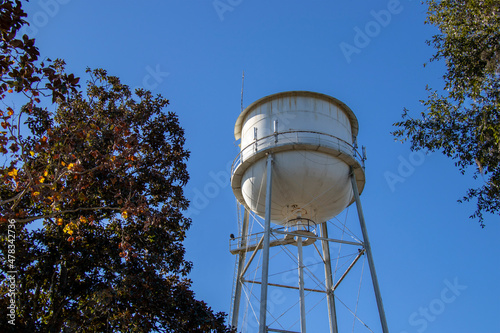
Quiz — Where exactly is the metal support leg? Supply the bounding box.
[350,168,389,333]
[259,154,273,333]
[320,222,338,333]
[297,236,307,333]
[231,208,250,329]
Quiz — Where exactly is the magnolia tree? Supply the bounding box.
[0,1,231,331]
[393,0,500,226]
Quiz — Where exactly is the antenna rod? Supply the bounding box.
[241,70,245,113]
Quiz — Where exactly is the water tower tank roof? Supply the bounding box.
[234,91,359,141]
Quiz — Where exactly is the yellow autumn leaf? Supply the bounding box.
[57,218,63,225]
[7,169,17,177]
[79,216,87,223]
[63,222,77,235]
[30,151,35,156]
[32,192,40,196]
[44,170,48,176]
[121,211,128,219]
[7,110,13,116]
[68,163,75,170]
[61,161,66,166]
[63,224,73,235]
[39,176,45,183]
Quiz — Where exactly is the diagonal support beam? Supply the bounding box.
[332,249,365,292]
[240,234,265,278]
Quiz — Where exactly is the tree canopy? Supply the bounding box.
[0,1,231,331]
[393,0,500,226]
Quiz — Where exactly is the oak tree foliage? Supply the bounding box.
[393,0,500,226]
[0,1,231,331]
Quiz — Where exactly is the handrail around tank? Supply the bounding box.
[231,130,365,177]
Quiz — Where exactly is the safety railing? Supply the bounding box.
[229,223,326,254]
[229,231,265,253]
[231,130,365,177]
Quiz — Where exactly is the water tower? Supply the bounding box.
[229,91,389,333]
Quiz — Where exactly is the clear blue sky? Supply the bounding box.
[22,0,500,332]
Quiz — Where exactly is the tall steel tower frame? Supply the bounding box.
[228,91,389,333]
[229,161,389,333]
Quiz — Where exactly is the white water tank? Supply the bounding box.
[231,91,365,225]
